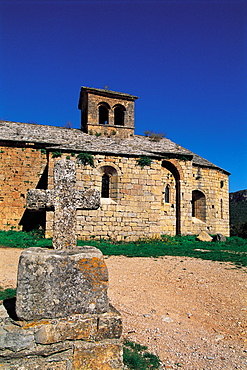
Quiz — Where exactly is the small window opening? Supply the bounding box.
[99,105,109,125]
[114,105,125,126]
[220,180,224,188]
[101,173,110,198]
[220,199,223,219]
[165,184,170,203]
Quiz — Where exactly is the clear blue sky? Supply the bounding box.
[0,0,246,192]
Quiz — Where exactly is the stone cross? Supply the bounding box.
[26,159,100,249]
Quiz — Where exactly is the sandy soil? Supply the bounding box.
[0,247,246,369]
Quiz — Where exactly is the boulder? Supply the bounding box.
[212,234,227,242]
[196,231,213,242]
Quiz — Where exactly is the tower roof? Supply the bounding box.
[79,86,138,105]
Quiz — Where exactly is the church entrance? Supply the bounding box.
[162,160,181,235]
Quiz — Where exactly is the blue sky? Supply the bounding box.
[0,0,246,192]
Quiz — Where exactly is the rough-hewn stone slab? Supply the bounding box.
[0,304,122,370]
[16,246,109,320]
[0,309,124,369]
[73,340,123,370]
[0,305,121,356]
[34,306,122,345]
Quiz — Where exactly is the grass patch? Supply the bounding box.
[0,230,52,249]
[123,340,160,369]
[0,230,246,267]
[0,287,16,300]
[78,235,247,268]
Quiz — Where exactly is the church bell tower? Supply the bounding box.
[78,86,138,138]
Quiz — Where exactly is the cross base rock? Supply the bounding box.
[0,305,123,370]
[16,246,109,320]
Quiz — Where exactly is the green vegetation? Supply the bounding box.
[52,150,62,158]
[137,156,152,168]
[77,152,94,167]
[0,287,16,300]
[0,231,246,267]
[0,229,52,249]
[230,200,247,239]
[79,235,247,268]
[144,130,166,142]
[123,340,160,370]
[162,154,191,161]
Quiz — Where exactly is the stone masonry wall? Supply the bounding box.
[0,140,229,238]
[190,166,229,236]
[45,153,230,241]
[0,144,48,231]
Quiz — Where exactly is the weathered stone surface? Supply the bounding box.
[0,358,70,370]
[212,233,227,242]
[0,303,123,369]
[26,159,100,249]
[73,339,123,370]
[0,324,34,352]
[196,231,213,242]
[16,246,109,320]
[34,305,122,345]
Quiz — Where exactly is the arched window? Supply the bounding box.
[98,103,109,125]
[99,165,118,201]
[102,173,110,198]
[114,104,125,126]
[192,190,206,222]
[165,184,170,203]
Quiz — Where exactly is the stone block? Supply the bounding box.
[73,339,123,370]
[196,231,213,242]
[0,305,123,368]
[16,246,109,320]
[212,233,227,242]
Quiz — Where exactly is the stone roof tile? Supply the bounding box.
[0,121,229,174]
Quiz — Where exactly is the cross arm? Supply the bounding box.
[74,189,100,210]
[26,189,54,211]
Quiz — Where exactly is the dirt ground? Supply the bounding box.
[0,247,246,369]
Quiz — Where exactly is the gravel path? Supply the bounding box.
[0,247,246,369]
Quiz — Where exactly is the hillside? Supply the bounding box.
[229,189,247,238]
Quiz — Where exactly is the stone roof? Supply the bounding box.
[79,86,138,102]
[0,120,230,174]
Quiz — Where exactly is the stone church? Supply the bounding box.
[0,86,230,240]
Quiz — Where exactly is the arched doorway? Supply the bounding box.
[162,160,181,235]
[192,190,206,222]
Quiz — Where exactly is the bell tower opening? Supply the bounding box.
[114,104,125,126]
[98,103,109,125]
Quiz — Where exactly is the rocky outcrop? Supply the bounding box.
[229,189,247,203]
